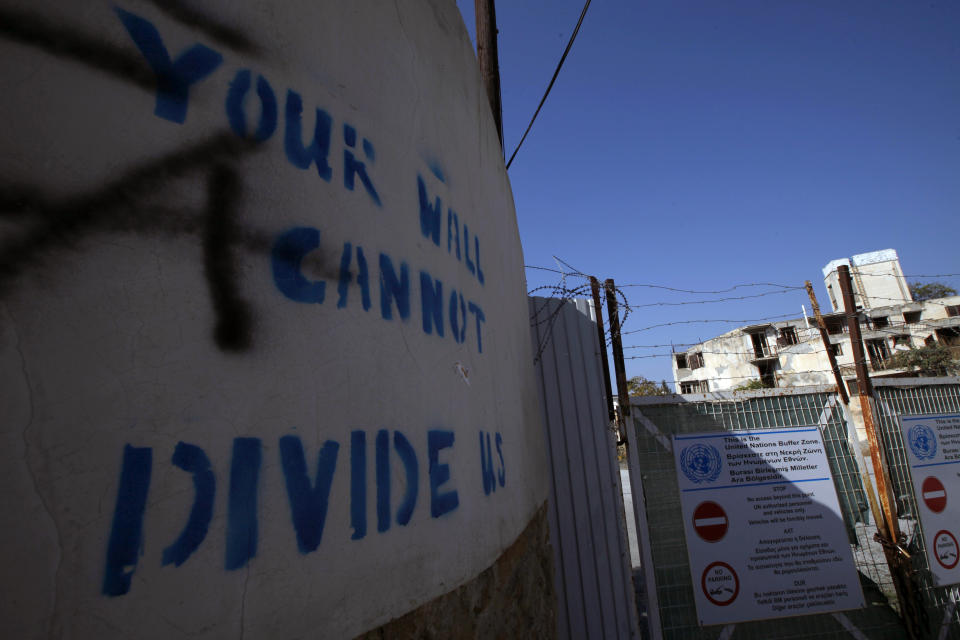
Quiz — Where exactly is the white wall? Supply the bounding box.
[0,1,548,637]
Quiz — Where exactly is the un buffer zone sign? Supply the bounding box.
[899,414,960,586]
[673,428,864,626]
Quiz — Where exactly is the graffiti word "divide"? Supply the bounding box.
[271,227,487,353]
[102,430,505,597]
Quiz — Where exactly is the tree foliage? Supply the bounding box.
[626,376,671,396]
[887,343,959,377]
[909,281,957,302]
[733,379,771,391]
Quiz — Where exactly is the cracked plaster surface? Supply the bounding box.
[0,306,60,639]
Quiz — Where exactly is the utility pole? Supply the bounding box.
[604,279,630,442]
[474,0,503,147]
[804,281,849,404]
[590,277,616,423]
[838,265,922,639]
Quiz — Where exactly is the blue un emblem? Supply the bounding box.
[908,424,937,460]
[680,444,722,484]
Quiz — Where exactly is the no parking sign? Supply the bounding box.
[673,428,864,625]
[900,414,960,586]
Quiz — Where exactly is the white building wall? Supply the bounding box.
[0,2,549,638]
[822,249,911,312]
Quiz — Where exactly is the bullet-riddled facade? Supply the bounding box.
[673,250,960,395]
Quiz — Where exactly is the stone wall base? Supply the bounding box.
[357,502,556,639]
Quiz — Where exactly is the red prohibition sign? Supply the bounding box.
[933,530,959,570]
[701,561,739,606]
[693,501,729,542]
[922,477,947,513]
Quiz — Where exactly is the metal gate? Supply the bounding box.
[624,386,910,639]
[872,378,960,639]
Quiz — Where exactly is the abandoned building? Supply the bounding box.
[672,249,960,395]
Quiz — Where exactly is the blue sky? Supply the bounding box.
[455,0,960,388]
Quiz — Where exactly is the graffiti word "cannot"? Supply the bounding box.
[271,227,486,353]
[103,429,504,597]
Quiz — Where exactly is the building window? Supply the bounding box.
[871,316,889,329]
[946,305,960,318]
[675,354,688,369]
[688,352,704,369]
[827,285,837,311]
[904,310,921,324]
[866,339,890,369]
[750,333,772,358]
[825,318,846,335]
[829,342,843,357]
[777,327,799,346]
[892,335,912,350]
[680,380,709,394]
[757,361,778,388]
[937,328,960,346]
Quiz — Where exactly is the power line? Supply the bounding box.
[620,313,800,336]
[617,282,802,294]
[506,0,593,169]
[852,272,960,279]
[625,288,802,309]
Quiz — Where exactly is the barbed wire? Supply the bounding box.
[523,263,959,384]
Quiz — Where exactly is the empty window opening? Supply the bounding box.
[675,354,688,369]
[946,305,960,318]
[904,311,921,324]
[751,333,772,358]
[680,380,709,394]
[688,352,704,369]
[825,318,846,335]
[778,327,799,346]
[756,361,777,388]
[829,342,843,357]
[871,316,889,329]
[866,339,890,369]
[936,328,960,347]
[892,335,912,350]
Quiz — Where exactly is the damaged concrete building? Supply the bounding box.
[673,249,960,396]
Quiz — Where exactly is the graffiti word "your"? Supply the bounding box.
[116,7,380,206]
[103,430,505,597]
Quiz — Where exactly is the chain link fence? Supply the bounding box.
[873,379,960,640]
[626,387,909,639]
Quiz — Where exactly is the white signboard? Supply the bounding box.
[673,427,865,626]
[899,414,960,586]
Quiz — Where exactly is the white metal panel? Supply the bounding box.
[531,296,639,639]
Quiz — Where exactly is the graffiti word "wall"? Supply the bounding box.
[103,430,505,596]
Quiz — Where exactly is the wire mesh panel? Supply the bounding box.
[626,388,906,640]
[873,379,960,640]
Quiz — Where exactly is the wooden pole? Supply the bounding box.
[838,265,922,639]
[590,277,616,423]
[805,281,850,404]
[604,279,630,439]
[474,0,503,147]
